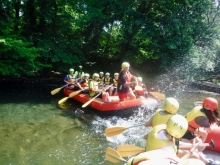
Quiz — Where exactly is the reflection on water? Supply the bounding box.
[0,86,220,165]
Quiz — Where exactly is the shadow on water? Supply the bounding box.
[0,82,220,165]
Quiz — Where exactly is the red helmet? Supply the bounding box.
[203,97,218,112]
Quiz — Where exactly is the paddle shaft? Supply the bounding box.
[82,84,113,108]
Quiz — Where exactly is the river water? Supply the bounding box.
[0,83,220,165]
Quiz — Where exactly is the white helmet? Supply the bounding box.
[166,114,188,139]
[121,62,130,69]
[99,72,104,75]
[69,68,74,72]
[93,73,99,79]
[105,72,110,76]
[84,73,89,77]
[114,73,119,76]
[137,77,142,82]
[163,97,179,114]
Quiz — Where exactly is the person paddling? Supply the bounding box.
[64,68,75,89]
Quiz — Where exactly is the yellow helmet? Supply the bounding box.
[69,68,74,72]
[166,114,188,139]
[105,72,110,76]
[137,77,142,82]
[114,73,119,76]
[121,62,130,69]
[163,97,179,114]
[92,73,99,79]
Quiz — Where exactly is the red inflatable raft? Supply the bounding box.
[205,124,220,152]
[63,87,159,115]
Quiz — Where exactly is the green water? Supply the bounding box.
[0,85,220,165]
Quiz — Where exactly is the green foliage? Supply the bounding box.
[0,37,41,77]
[0,0,219,78]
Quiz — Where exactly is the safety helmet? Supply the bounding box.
[105,72,110,76]
[121,62,130,69]
[137,77,142,82]
[69,68,74,72]
[203,97,218,112]
[114,73,119,76]
[166,114,188,139]
[79,65,82,68]
[93,73,99,79]
[163,97,179,114]
[84,73,89,77]
[99,72,104,75]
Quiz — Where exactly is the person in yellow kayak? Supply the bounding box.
[126,114,188,165]
[64,68,75,89]
[144,97,179,138]
[117,62,137,101]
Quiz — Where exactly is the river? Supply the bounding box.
[0,83,220,165]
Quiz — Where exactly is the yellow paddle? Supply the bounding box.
[117,144,145,157]
[81,84,113,108]
[58,90,83,104]
[149,92,165,100]
[104,124,144,137]
[105,147,127,163]
[51,84,68,95]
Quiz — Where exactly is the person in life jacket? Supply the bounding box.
[74,65,85,79]
[103,72,113,86]
[109,73,119,96]
[64,68,75,89]
[89,73,102,97]
[176,97,220,165]
[117,62,137,101]
[126,114,188,165]
[134,77,148,98]
[182,97,220,142]
[79,73,89,88]
[98,72,104,86]
[143,97,179,139]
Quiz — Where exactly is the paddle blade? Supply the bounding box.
[149,92,165,100]
[69,90,82,98]
[117,144,145,157]
[51,87,62,95]
[105,147,125,163]
[58,97,69,104]
[104,126,127,137]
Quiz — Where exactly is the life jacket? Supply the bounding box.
[98,76,104,83]
[113,78,118,87]
[67,74,75,83]
[152,109,173,127]
[145,124,177,153]
[103,77,111,85]
[74,71,84,79]
[185,106,206,132]
[89,80,99,97]
[80,79,88,87]
[135,84,145,95]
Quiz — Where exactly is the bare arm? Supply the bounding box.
[144,115,154,127]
